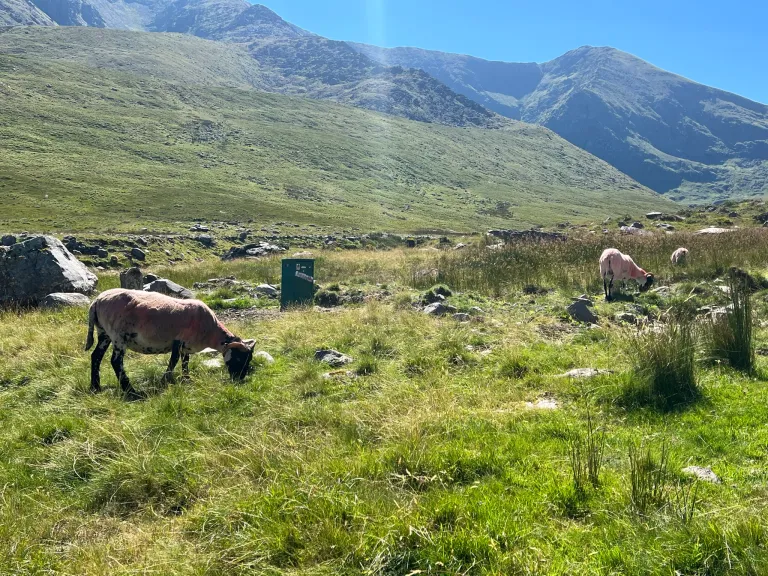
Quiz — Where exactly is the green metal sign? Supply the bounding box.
[280,258,315,310]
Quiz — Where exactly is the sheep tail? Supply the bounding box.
[85,305,97,351]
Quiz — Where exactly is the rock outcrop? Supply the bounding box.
[0,235,97,305]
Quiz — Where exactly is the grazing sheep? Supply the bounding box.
[599,248,654,301]
[85,289,255,399]
[671,247,689,265]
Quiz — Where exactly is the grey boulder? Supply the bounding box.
[254,284,279,297]
[41,292,91,308]
[144,278,194,299]
[120,267,144,290]
[314,349,353,367]
[567,299,598,324]
[424,302,457,316]
[0,235,97,305]
[130,247,146,261]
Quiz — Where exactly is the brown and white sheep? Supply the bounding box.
[85,289,255,399]
[671,247,689,265]
[599,248,654,301]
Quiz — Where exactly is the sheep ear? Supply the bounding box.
[226,341,250,353]
[243,338,256,351]
[224,349,233,363]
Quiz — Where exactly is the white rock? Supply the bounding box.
[254,351,274,364]
[682,465,721,484]
[559,368,612,378]
[203,357,223,369]
[524,398,559,410]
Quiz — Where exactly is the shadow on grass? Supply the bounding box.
[606,292,636,303]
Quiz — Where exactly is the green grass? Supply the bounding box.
[0,29,674,234]
[4,246,768,574]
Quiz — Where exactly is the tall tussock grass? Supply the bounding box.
[626,317,698,409]
[629,442,669,515]
[409,228,768,296]
[703,272,755,372]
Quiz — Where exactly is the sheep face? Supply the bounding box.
[224,339,256,380]
[639,274,654,292]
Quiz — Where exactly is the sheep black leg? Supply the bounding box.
[607,277,614,301]
[90,332,111,393]
[163,340,182,383]
[111,348,141,401]
[181,353,190,381]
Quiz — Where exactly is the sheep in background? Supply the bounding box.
[599,248,654,301]
[671,247,689,265]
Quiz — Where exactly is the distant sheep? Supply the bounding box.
[85,289,255,400]
[599,248,654,301]
[671,247,689,265]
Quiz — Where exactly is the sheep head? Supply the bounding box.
[224,338,256,380]
[639,273,654,292]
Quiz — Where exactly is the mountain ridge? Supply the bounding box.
[2,0,766,201]
[350,42,768,201]
[0,35,673,233]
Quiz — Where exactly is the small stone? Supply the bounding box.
[454,243,467,250]
[615,312,638,324]
[646,212,663,220]
[452,313,470,322]
[109,256,119,266]
[559,368,612,378]
[131,247,146,261]
[469,306,485,315]
[314,349,353,367]
[143,273,159,283]
[1,234,17,246]
[524,397,559,410]
[96,248,108,258]
[696,227,733,235]
[682,465,721,484]
[254,351,274,364]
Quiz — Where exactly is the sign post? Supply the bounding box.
[280,258,315,310]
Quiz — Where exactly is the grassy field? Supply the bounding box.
[0,28,674,234]
[3,232,768,574]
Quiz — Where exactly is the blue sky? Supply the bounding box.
[258,0,767,104]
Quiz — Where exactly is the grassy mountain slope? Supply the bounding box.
[0,47,671,233]
[0,1,504,128]
[0,26,275,89]
[351,43,768,202]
